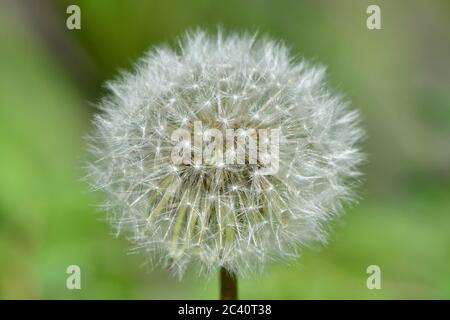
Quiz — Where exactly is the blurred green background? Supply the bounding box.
[1,0,449,299]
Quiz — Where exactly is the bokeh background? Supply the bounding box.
[1,0,449,299]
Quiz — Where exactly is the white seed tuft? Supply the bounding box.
[86,29,365,278]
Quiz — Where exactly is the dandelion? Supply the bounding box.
[87,29,364,299]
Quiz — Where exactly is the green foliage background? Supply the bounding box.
[0,0,449,299]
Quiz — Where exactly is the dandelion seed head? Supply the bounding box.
[87,29,365,277]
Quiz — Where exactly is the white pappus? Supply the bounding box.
[86,29,365,278]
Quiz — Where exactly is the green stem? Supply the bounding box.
[220,267,238,300]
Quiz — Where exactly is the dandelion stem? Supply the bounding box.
[220,267,238,300]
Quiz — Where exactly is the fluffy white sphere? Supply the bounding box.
[87,30,364,277]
